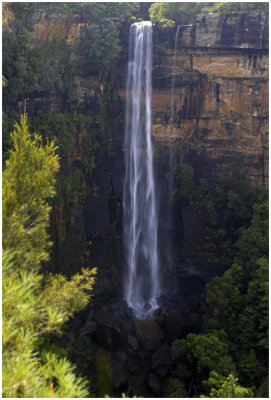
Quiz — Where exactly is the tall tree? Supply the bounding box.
[2,114,96,397]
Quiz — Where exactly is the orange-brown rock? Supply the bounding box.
[3,7,268,185]
[151,12,268,185]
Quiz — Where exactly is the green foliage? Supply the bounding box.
[38,39,77,106]
[79,25,122,79]
[44,268,96,321]
[92,2,140,20]
[2,252,90,398]
[149,2,268,26]
[191,173,267,264]
[10,2,141,22]
[55,169,87,229]
[202,371,254,398]
[3,18,77,106]
[203,200,268,386]
[96,349,113,398]
[30,112,76,160]
[234,201,268,272]
[256,375,269,398]
[149,2,209,25]
[209,2,268,14]
[2,29,23,102]
[174,162,195,199]
[172,162,268,265]
[166,333,235,397]
[162,376,187,397]
[2,112,20,165]
[3,113,59,270]
[173,333,235,377]
[2,114,96,397]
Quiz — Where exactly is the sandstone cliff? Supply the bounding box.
[4,8,268,184]
[3,8,269,294]
[150,12,268,185]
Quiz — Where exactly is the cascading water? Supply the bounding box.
[123,21,160,319]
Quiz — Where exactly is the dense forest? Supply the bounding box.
[2,2,269,398]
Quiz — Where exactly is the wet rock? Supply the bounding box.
[129,373,153,398]
[96,325,127,352]
[164,305,190,343]
[125,306,134,319]
[111,351,127,363]
[68,332,76,344]
[127,352,141,374]
[69,316,82,332]
[94,309,127,336]
[147,373,161,395]
[128,335,138,351]
[153,307,165,326]
[151,343,170,370]
[111,359,128,389]
[94,309,128,351]
[78,320,97,338]
[165,304,202,343]
[134,320,163,351]
[156,365,169,377]
[138,349,153,363]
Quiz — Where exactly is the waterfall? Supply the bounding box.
[123,21,160,319]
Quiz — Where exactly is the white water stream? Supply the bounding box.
[123,22,160,319]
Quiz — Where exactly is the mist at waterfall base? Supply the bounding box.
[123,22,160,319]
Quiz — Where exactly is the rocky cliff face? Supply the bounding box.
[150,12,268,186]
[3,8,268,397]
[4,9,268,184]
[3,9,268,296]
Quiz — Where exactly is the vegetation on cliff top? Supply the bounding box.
[149,2,268,27]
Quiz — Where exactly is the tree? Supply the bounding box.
[203,200,268,386]
[2,114,96,397]
[166,333,236,397]
[202,371,254,398]
[149,2,210,26]
[3,112,59,270]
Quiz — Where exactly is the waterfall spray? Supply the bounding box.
[123,22,160,319]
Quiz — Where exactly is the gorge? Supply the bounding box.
[2,3,268,398]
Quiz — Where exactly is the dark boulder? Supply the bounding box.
[69,316,82,333]
[111,359,128,389]
[94,309,128,351]
[78,319,97,339]
[164,305,191,343]
[134,320,163,351]
[147,373,161,395]
[165,304,202,343]
[94,309,127,336]
[151,343,170,370]
[156,365,169,377]
[153,307,165,326]
[127,352,142,374]
[129,373,153,398]
[128,335,139,351]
